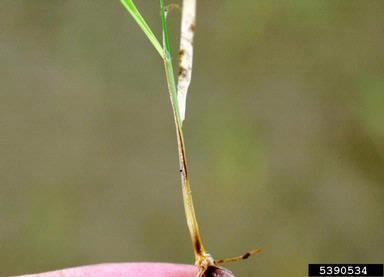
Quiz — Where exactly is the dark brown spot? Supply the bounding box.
[190,23,196,32]
[193,237,202,255]
[178,66,187,77]
[242,252,251,259]
[178,49,185,63]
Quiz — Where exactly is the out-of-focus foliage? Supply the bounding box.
[1,1,383,276]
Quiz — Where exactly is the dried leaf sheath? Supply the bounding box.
[177,0,196,122]
[175,124,206,261]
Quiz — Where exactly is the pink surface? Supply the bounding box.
[18,263,199,277]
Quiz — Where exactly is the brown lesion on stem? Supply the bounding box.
[174,120,207,262]
[193,234,203,257]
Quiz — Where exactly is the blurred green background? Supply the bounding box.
[1,1,384,276]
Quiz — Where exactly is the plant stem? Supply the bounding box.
[160,0,207,265]
[120,0,261,272]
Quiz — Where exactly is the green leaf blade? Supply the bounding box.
[160,0,182,126]
[120,0,164,58]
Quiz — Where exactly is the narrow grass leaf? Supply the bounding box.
[120,0,163,57]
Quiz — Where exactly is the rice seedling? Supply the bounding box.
[120,1,261,276]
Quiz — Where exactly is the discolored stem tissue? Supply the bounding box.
[177,0,196,123]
